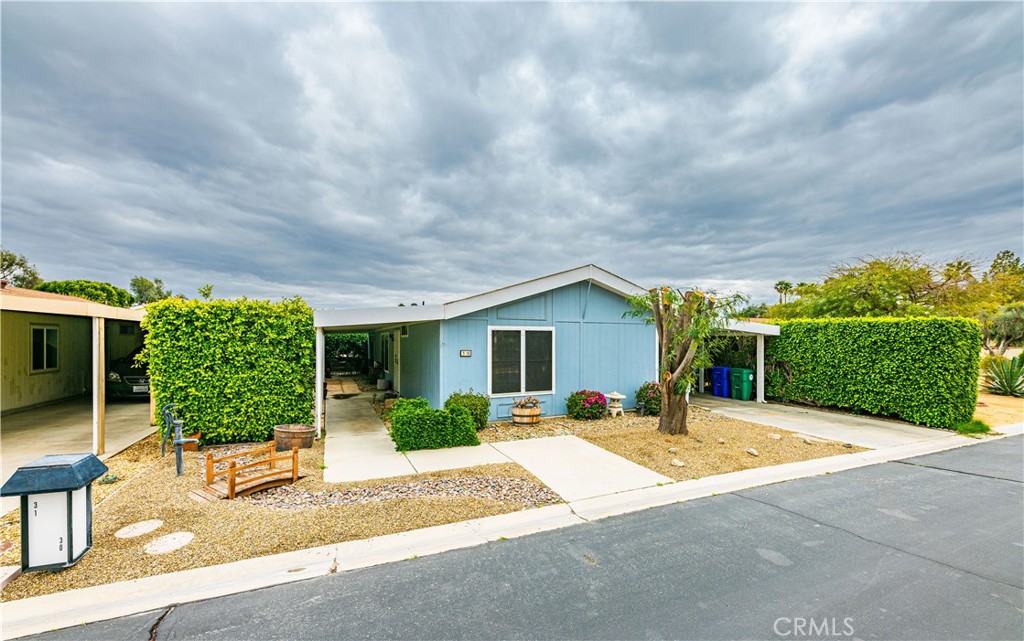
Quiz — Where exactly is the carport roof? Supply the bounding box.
[0,284,145,321]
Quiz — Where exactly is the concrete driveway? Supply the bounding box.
[694,394,962,448]
[25,435,1021,641]
[1,398,154,514]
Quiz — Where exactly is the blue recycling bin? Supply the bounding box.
[711,366,732,398]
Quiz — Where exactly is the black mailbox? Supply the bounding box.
[1,454,108,572]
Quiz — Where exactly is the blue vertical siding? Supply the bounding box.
[440,317,489,399]
[439,282,656,419]
[397,321,441,406]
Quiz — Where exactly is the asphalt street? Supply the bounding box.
[20,436,1024,641]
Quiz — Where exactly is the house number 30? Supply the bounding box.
[59,537,63,551]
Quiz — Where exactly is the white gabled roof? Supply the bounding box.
[313,265,782,337]
[314,264,646,331]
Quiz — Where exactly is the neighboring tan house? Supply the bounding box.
[0,281,145,453]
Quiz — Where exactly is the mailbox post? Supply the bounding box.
[0,454,108,572]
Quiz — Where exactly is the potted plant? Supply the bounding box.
[510,396,542,425]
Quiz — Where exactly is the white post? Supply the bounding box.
[698,348,706,394]
[756,334,765,404]
[315,327,325,438]
[92,317,106,455]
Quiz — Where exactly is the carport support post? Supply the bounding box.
[756,334,765,404]
[92,316,106,455]
[315,327,324,439]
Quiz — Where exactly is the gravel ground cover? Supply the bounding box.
[1,436,557,601]
[974,392,1024,428]
[479,406,865,480]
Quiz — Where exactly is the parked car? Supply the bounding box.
[107,345,149,398]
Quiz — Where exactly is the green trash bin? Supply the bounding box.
[730,368,754,401]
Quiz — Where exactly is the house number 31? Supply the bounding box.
[33,501,38,516]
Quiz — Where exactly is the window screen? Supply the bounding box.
[491,330,521,394]
[524,330,553,392]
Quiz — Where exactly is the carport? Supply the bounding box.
[700,320,781,403]
[0,282,148,456]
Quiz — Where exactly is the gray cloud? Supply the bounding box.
[2,2,1021,307]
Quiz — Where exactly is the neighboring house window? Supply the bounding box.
[119,324,135,335]
[31,325,59,373]
[381,335,390,372]
[489,327,554,396]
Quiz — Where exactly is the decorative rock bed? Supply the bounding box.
[243,477,561,510]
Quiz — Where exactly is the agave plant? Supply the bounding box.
[983,355,1024,397]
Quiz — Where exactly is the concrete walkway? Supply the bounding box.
[322,394,671,502]
[491,436,672,502]
[1,398,155,515]
[693,394,957,449]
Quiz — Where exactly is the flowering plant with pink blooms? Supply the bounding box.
[635,382,662,416]
[566,389,607,420]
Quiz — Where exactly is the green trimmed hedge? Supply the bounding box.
[766,317,981,428]
[444,390,491,430]
[141,297,314,444]
[390,397,480,451]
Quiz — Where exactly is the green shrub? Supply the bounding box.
[389,397,480,451]
[566,389,608,420]
[141,297,314,444]
[954,419,991,435]
[444,389,491,430]
[983,355,1024,397]
[635,382,661,416]
[979,354,1008,375]
[766,317,981,429]
[36,280,134,307]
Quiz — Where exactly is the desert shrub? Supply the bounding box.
[444,390,491,430]
[36,280,134,307]
[389,397,480,451]
[566,389,608,420]
[141,297,314,444]
[766,317,981,429]
[635,382,661,416]
[979,354,1008,375]
[983,355,1024,397]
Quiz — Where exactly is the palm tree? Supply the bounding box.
[774,280,794,304]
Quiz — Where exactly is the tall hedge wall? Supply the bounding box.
[141,297,315,444]
[765,317,981,429]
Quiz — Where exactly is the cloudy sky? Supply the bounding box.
[2,2,1021,308]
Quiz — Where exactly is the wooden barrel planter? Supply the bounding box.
[274,424,315,452]
[510,406,542,425]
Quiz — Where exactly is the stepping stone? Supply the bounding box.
[144,532,194,555]
[114,520,163,539]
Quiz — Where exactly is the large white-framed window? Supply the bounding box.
[487,326,555,397]
[30,325,59,373]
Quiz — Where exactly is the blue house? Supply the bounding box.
[314,266,655,422]
[312,265,778,435]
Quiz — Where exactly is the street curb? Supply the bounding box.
[2,429,1018,639]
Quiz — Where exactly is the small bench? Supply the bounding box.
[192,443,303,501]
